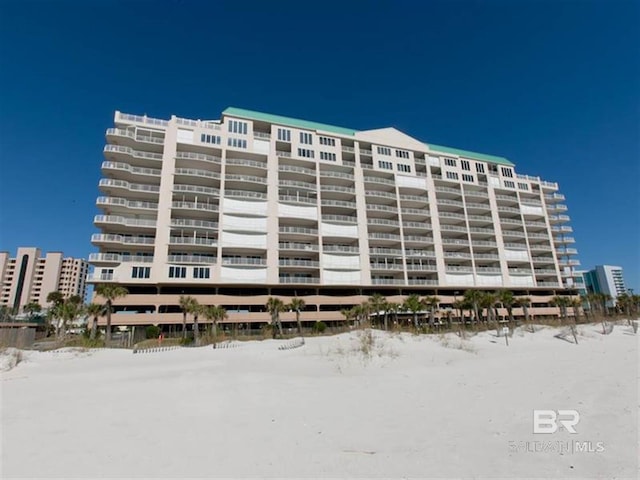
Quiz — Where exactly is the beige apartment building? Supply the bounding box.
[90,108,579,327]
[0,248,89,311]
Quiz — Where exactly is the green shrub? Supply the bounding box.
[313,321,327,333]
[145,325,161,339]
[179,337,194,346]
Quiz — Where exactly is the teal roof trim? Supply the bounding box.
[222,107,357,136]
[427,143,514,166]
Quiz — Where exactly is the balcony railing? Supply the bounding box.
[170,219,218,230]
[222,257,266,266]
[173,184,219,196]
[226,158,267,169]
[278,242,318,251]
[323,245,359,253]
[225,174,267,185]
[279,226,318,235]
[280,195,316,205]
[320,170,354,180]
[279,259,319,268]
[103,145,164,161]
[171,201,219,212]
[226,190,267,200]
[371,278,405,285]
[321,214,357,224]
[167,254,216,264]
[174,168,221,180]
[92,234,156,245]
[279,276,319,284]
[102,161,161,177]
[94,215,156,227]
[368,218,400,227]
[278,165,315,176]
[169,237,217,246]
[175,151,221,164]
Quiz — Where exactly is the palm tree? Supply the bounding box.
[463,289,483,325]
[203,305,227,344]
[517,296,532,331]
[368,293,387,330]
[266,297,285,338]
[341,307,355,329]
[58,297,83,340]
[46,291,65,336]
[423,296,440,330]
[386,302,401,329]
[179,295,195,339]
[289,297,306,335]
[86,303,105,340]
[188,299,202,344]
[498,290,516,325]
[551,296,571,323]
[95,284,128,344]
[402,294,424,330]
[353,301,371,328]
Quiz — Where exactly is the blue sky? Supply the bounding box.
[0,0,638,291]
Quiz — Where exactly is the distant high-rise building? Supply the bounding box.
[583,265,627,304]
[0,248,89,311]
[89,108,581,327]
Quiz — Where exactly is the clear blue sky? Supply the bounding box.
[0,0,638,291]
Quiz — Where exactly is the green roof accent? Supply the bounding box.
[426,143,514,166]
[222,107,357,136]
[222,107,513,166]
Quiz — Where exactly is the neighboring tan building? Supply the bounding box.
[89,108,581,327]
[0,248,89,311]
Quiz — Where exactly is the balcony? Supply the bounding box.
[253,131,271,140]
[174,168,221,180]
[321,199,356,209]
[407,279,438,286]
[321,185,356,194]
[171,201,219,212]
[99,179,160,195]
[406,262,437,271]
[94,215,156,229]
[276,150,292,158]
[170,219,218,230]
[363,176,395,186]
[320,170,354,180]
[225,174,267,185]
[323,245,359,254]
[371,278,405,285]
[101,161,161,177]
[445,265,473,273]
[278,242,319,252]
[278,165,316,177]
[370,262,404,271]
[404,235,433,244]
[226,158,267,169]
[89,253,154,264]
[280,195,316,205]
[508,268,532,275]
[222,257,266,266]
[103,145,163,163]
[366,204,398,214]
[279,226,318,236]
[91,234,155,246]
[369,247,403,256]
[279,259,319,268]
[115,112,169,127]
[404,249,435,258]
[368,218,400,227]
[175,151,221,164]
[279,276,320,284]
[167,254,216,264]
[226,190,267,201]
[321,214,357,224]
[173,185,219,197]
[441,238,469,246]
[368,232,401,242]
[169,237,217,247]
[97,197,158,211]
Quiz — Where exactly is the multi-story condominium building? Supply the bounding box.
[582,265,628,305]
[89,108,580,327]
[0,248,89,311]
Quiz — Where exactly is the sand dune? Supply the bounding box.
[1,323,638,479]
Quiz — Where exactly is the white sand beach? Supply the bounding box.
[1,323,638,479]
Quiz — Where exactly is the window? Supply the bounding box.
[300,132,313,145]
[446,171,459,180]
[227,138,247,149]
[476,163,485,173]
[320,152,336,161]
[377,146,391,156]
[298,148,315,158]
[444,158,457,167]
[462,174,474,182]
[395,149,409,159]
[378,160,392,170]
[277,128,291,142]
[200,134,221,145]
[501,167,514,178]
[518,182,529,191]
[228,120,248,135]
[132,266,150,279]
[461,160,471,171]
[397,163,411,173]
[193,267,210,279]
[169,266,187,278]
[504,180,516,188]
[319,136,335,146]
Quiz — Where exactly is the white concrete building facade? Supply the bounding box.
[89,108,580,327]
